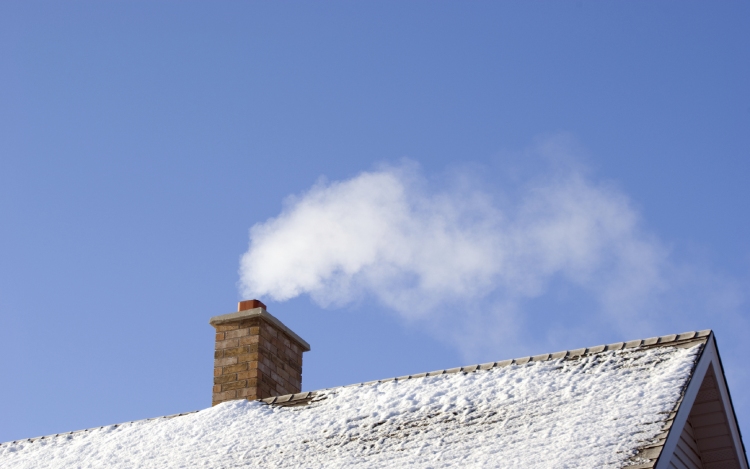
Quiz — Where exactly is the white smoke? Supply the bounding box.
[239,160,668,331]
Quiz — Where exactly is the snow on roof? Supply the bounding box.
[0,333,708,469]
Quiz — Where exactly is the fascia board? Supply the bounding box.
[655,336,714,469]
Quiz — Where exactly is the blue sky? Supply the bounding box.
[1,1,749,443]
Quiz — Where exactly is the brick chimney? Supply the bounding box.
[210,299,310,406]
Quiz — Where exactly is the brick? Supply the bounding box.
[215,338,239,350]
[223,346,247,357]
[214,323,240,332]
[212,385,221,393]
[238,337,258,347]
[213,390,237,401]
[214,357,237,367]
[214,367,223,377]
[244,335,260,345]
[248,344,260,354]
[237,352,260,363]
[225,328,250,339]
[222,362,248,374]
[237,388,258,399]
[222,380,247,391]
[214,374,237,385]
[237,370,258,380]
[289,360,301,370]
[215,332,225,341]
[214,350,223,359]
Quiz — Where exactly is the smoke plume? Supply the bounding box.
[239,157,675,335]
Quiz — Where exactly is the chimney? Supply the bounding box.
[210,299,310,406]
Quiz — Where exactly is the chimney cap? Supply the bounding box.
[238,299,266,311]
[210,304,310,352]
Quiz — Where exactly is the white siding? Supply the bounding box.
[669,420,703,469]
[690,367,742,469]
[665,364,744,469]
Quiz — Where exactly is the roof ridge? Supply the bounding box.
[260,329,712,406]
[1,329,711,445]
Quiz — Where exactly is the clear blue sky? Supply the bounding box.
[1,2,748,443]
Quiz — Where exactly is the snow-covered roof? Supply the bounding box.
[1,330,744,468]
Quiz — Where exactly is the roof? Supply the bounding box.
[0,330,745,469]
